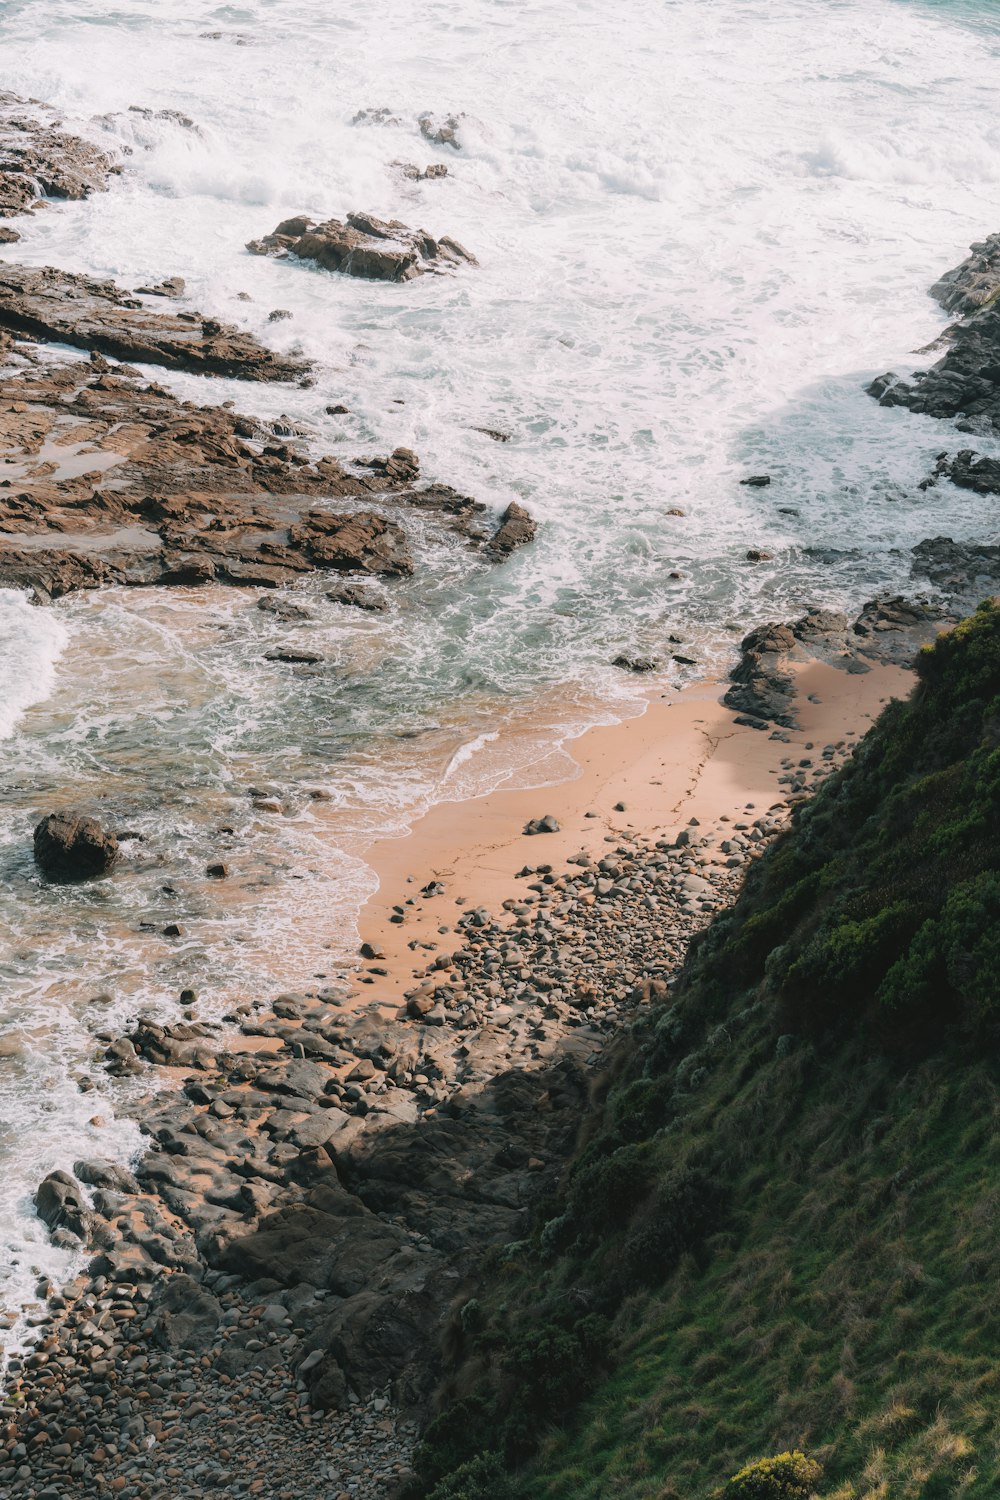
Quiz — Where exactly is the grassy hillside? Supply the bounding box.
[408,600,1000,1500]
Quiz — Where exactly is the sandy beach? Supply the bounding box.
[358,656,914,1004]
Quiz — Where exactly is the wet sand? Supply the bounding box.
[358,657,914,1003]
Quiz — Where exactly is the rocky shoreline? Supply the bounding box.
[0,698,842,1500]
[3,77,1000,1500]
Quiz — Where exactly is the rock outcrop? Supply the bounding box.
[868,233,1000,432]
[487,499,537,557]
[33,810,120,881]
[0,262,307,380]
[247,211,477,282]
[922,449,1000,496]
[928,232,1000,317]
[0,358,531,599]
[0,92,119,221]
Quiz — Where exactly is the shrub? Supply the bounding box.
[564,1142,653,1239]
[426,1452,519,1500]
[722,1450,823,1499]
[878,871,1000,1023]
[621,1166,728,1288]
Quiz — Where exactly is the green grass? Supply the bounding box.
[408,601,1000,1500]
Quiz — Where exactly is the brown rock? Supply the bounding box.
[247,211,476,282]
[487,500,537,557]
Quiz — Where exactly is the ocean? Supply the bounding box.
[0,0,998,1322]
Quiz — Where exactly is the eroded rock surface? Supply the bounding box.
[929,233,1000,317]
[0,91,119,220]
[0,354,532,598]
[0,262,307,380]
[868,233,1000,432]
[247,211,477,282]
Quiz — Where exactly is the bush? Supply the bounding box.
[722,1450,822,1499]
[878,871,1000,1023]
[621,1166,728,1288]
[564,1142,653,1239]
[426,1452,519,1500]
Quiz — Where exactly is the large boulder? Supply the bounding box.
[34,1170,93,1243]
[151,1273,222,1351]
[487,500,537,557]
[33,811,119,881]
[247,211,477,282]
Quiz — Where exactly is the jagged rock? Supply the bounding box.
[487,500,536,557]
[395,161,449,181]
[247,211,476,282]
[325,582,388,611]
[924,449,1000,495]
[929,233,1000,317]
[0,262,307,379]
[34,1170,93,1243]
[33,810,119,881]
[868,234,1000,433]
[418,112,463,149]
[288,510,413,576]
[740,474,771,487]
[134,276,186,299]
[0,92,119,220]
[0,361,483,599]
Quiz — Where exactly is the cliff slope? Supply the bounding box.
[412,599,1000,1500]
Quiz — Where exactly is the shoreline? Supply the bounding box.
[356,656,914,1007]
[0,647,918,1500]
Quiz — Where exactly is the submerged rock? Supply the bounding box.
[247,211,477,282]
[33,810,119,881]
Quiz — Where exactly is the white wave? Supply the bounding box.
[0,590,67,741]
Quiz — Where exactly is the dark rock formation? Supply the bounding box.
[910,536,1000,595]
[0,262,307,380]
[613,654,659,673]
[34,1170,94,1243]
[33,810,119,880]
[868,233,1000,432]
[922,449,1000,495]
[0,92,119,221]
[725,622,798,727]
[487,500,537,557]
[247,211,477,282]
[928,233,1000,317]
[724,600,946,727]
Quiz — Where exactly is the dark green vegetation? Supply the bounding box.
[409,601,1000,1500]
